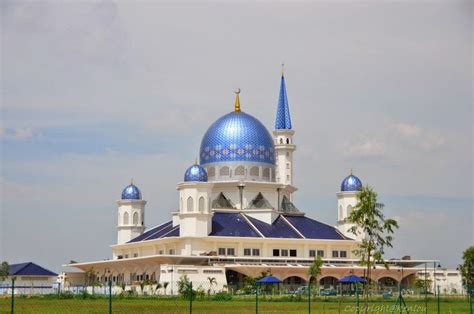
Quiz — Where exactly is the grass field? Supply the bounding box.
[0,296,472,314]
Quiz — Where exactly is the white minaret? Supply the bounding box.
[336,172,365,241]
[177,164,213,241]
[117,181,146,245]
[273,67,296,186]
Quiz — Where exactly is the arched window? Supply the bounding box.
[339,205,343,220]
[250,166,259,177]
[123,212,129,225]
[262,168,270,179]
[187,196,194,212]
[286,138,290,144]
[133,212,139,225]
[198,196,205,213]
[280,138,283,144]
[207,167,215,177]
[219,166,230,176]
[347,205,353,217]
[286,152,290,157]
[235,165,245,176]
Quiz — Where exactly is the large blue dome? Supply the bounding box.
[184,164,208,182]
[341,174,363,192]
[200,111,275,165]
[121,183,142,200]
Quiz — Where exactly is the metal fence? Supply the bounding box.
[0,278,472,314]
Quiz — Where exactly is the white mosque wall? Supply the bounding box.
[112,236,358,261]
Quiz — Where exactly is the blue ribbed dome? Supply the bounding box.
[184,164,208,182]
[200,111,275,165]
[341,174,363,192]
[121,183,142,200]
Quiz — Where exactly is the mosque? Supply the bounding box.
[66,71,434,293]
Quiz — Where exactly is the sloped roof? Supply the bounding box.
[283,215,348,240]
[245,215,301,238]
[9,262,57,277]
[128,221,178,243]
[209,212,261,237]
[128,212,351,243]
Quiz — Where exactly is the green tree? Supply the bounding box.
[0,261,9,281]
[207,276,217,297]
[163,282,169,295]
[308,255,323,289]
[346,185,399,314]
[459,246,474,291]
[414,277,432,292]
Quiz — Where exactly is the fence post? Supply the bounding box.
[57,282,61,298]
[11,277,15,314]
[356,284,359,314]
[189,281,193,314]
[255,284,259,314]
[437,285,440,314]
[108,280,112,314]
[470,285,473,314]
[308,281,311,314]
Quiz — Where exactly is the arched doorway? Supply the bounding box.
[225,269,249,291]
[283,276,306,292]
[378,277,398,292]
[319,276,339,289]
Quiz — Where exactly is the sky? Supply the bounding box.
[1,0,472,272]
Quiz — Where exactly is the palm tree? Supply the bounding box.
[346,185,398,314]
[207,277,217,298]
[163,282,169,295]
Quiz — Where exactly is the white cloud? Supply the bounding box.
[0,127,34,140]
[394,123,422,137]
[342,136,386,159]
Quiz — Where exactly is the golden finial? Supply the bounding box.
[281,62,285,76]
[234,88,241,112]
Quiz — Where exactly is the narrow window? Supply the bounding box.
[340,251,347,258]
[133,212,139,225]
[244,248,251,256]
[286,163,290,169]
[290,249,297,257]
[309,250,316,258]
[281,249,289,257]
[332,250,339,258]
[273,249,280,257]
[198,196,205,213]
[187,196,194,212]
[123,212,129,225]
[317,250,324,257]
[235,165,245,176]
[227,248,235,256]
[219,166,230,176]
[207,167,215,177]
[252,249,260,256]
[263,168,270,179]
[280,138,283,144]
[218,248,226,255]
[250,166,259,177]
[286,138,290,144]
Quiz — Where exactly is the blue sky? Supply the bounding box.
[1,0,472,272]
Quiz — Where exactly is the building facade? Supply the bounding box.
[67,72,433,293]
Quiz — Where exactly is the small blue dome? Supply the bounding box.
[200,111,275,165]
[121,183,142,200]
[341,174,363,192]
[184,164,208,182]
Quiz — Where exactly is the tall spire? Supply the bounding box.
[234,88,241,112]
[275,68,292,129]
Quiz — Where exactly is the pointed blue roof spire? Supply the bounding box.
[275,64,292,130]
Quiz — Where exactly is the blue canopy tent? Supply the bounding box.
[338,275,366,296]
[338,275,366,283]
[256,276,282,284]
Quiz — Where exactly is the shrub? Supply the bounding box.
[212,292,233,301]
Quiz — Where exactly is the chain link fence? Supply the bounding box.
[1,278,472,313]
